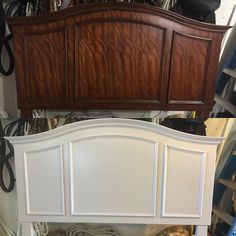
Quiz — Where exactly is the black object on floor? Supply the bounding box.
[160,118,206,136]
[171,0,221,23]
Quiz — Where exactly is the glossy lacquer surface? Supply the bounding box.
[7,3,229,117]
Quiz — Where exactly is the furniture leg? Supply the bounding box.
[195,225,208,236]
[20,108,32,118]
[199,111,210,120]
[21,222,34,236]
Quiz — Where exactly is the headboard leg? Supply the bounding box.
[20,108,33,118]
[195,225,208,236]
[22,222,34,236]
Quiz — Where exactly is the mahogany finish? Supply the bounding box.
[7,2,229,117]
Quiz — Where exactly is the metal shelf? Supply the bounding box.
[212,206,233,225]
[223,68,236,79]
[214,95,236,116]
[218,179,236,192]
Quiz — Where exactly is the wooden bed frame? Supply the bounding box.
[6,119,223,236]
[7,3,230,118]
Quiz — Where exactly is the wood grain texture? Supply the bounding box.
[168,32,211,104]
[24,29,68,102]
[75,20,165,102]
[7,2,230,117]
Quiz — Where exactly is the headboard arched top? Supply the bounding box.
[6,2,229,32]
[6,119,223,236]
[6,118,223,145]
[7,3,230,117]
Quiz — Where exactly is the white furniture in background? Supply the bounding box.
[5,119,223,236]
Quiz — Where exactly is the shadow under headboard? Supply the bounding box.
[7,2,230,117]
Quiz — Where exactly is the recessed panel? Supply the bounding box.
[75,21,165,102]
[168,32,211,104]
[25,29,67,102]
[162,145,206,217]
[70,136,158,217]
[24,145,65,215]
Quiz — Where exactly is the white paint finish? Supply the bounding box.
[5,118,223,236]
[161,145,206,218]
[23,145,65,215]
[6,119,223,145]
[70,135,158,217]
[16,213,216,225]
[195,225,208,236]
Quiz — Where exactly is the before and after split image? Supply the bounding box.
[0,0,236,235]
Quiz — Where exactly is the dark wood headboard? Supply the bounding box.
[7,2,229,117]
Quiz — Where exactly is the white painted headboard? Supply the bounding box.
[6,119,223,236]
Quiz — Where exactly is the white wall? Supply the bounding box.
[216,0,236,64]
[0,48,17,118]
[0,75,17,118]
[0,1,17,118]
[216,0,236,25]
